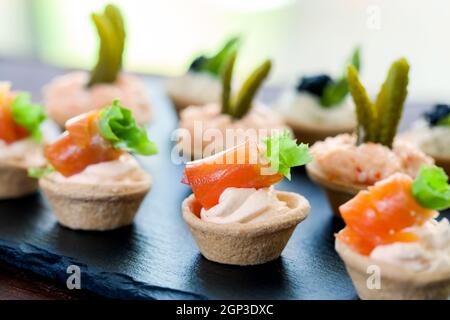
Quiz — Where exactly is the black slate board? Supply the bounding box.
[0,59,447,299]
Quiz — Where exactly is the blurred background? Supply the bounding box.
[0,0,448,102]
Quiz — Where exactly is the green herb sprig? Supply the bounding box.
[347,58,409,147]
[28,166,54,179]
[87,4,125,87]
[11,93,46,142]
[99,100,158,155]
[264,130,312,180]
[412,166,450,211]
[320,47,361,108]
[189,37,240,76]
[220,52,272,119]
[437,115,450,126]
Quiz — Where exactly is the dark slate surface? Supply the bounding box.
[0,58,447,300]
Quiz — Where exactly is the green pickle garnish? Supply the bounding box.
[220,51,271,119]
[88,4,126,87]
[347,58,409,148]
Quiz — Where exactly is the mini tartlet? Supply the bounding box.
[31,101,157,231]
[181,131,311,265]
[401,104,450,175]
[276,48,360,145]
[306,58,433,216]
[43,4,151,127]
[165,37,239,114]
[178,51,287,160]
[335,167,450,300]
[0,83,46,199]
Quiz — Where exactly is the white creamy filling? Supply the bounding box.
[402,119,450,158]
[166,72,221,105]
[200,186,290,224]
[0,138,46,167]
[277,91,356,128]
[50,154,147,185]
[370,219,450,272]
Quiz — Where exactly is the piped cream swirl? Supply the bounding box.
[370,219,450,272]
[201,187,290,224]
[50,154,149,185]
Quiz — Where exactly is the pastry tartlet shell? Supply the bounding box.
[336,239,450,300]
[306,161,366,217]
[0,161,39,199]
[182,191,310,266]
[40,174,151,231]
[288,119,354,146]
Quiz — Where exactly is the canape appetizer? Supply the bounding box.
[336,166,450,300]
[165,37,239,114]
[306,58,434,216]
[182,131,311,265]
[43,4,151,127]
[401,104,450,175]
[178,51,287,160]
[30,101,157,231]
[276,48,360,144]
[0,83,46,199]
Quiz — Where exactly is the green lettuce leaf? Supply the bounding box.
[320,47,361,108]
[412,166,450,210]
[437,114,450,126]
[11,92,46,142]
[28,166,54,179]
[191,36,240,76]
[264,130,312,180]
[98,100,158,155]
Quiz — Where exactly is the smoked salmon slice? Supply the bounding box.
[337,173,434,255]
[184,141,283,209]
[0,90,29,144]
[45,110,123,177]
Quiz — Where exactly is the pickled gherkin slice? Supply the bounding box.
[220,51,236,116]
[218,52,272,120]
[232,60,271,119]
[203,37,240,76]
[88,4,125,87]
[346,58,410,148]
[347,65,376,144]
[374,58,409,147]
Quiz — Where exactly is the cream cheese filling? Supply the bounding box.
[200,186,290,224]
[0,138,46,167]
[370,219,450,272]
[277,91,355,129]
[50,154,148,185]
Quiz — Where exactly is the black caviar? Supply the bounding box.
[296,74,332,97]
[424,104,450,126]
[188,55,207,72]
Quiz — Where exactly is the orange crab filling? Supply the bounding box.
[337,174,435,255]
[0,86,29,144]
[45,110,123,177]
[184,141,283,210]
